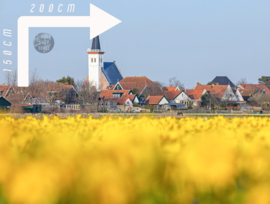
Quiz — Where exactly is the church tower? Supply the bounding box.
[87,36,104,91]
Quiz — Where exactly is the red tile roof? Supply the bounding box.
[238,89,256,97]
[103,96,132,105]
[113,77,161,95]
[145,96,165,105]
[163,91,182,101]
[99,90,131,98]
[194,85,228,99]
[239,84,270,93]
[127,94,136,102]
[116,97,130,105]
[0,85,12,98]
[185,89,205,100]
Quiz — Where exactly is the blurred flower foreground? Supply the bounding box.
[1,116,270,204]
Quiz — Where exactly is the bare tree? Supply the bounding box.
[4,69,17,86]
[4,71,12,85]
[169,77,185,90]
[75,79,97,104]
[154,81,166,88]
[236,78,249,86]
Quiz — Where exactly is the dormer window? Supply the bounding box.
[0,90,3,96]
[113,93,122,98]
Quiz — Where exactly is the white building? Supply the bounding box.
[86,36,123,91]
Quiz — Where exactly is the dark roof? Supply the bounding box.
[211,76,235,87]
[91,36,101,50]
[102,62,123,85]
[0,97,11,106]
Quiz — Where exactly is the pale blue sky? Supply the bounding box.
[1,0,270,88]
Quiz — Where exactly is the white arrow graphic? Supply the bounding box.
[18,3,121,87]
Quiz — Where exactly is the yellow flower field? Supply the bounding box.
[1,116,270,204]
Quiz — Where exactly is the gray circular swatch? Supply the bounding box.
[34,33,54,53]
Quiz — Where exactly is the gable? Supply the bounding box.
[175,92,190,101]
[221,86,237,101]
[235,90,244,102]
[159,97,169,105]
[101,62,123,85]
[113,83,123,90]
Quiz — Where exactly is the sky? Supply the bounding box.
[1,0,270,89]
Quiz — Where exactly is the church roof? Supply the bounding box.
[91,36,101,50]
[211,76,235,87]
[101,62,123,85]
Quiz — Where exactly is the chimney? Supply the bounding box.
[196,82,200,86]
[2,83,5,86]
[216,83,219,85]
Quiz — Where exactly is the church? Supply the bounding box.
[85,36,123,91]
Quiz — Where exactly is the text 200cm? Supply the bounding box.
[30,4,75,13]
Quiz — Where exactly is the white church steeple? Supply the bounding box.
[87,36,104,91]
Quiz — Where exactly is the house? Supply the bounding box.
[238,84,270,101]
[233,89,246,104]
[0,85,15,98]
[99,89,140,104]
[108,97,133,112]
[0,97,11,110]
[115,97,133,106]
[99,90,133,98]
[21,104,42,113]
[111,77,162,99]
[185,89,207,107]
[8,86,32,104]
[238,84,270,93]
[86,36,123,91]
[238,89,254,101]
[46,83,79,104]
[211,76,235,88]
[145,96,169,109]
[127,94,140,104]
[162,91,191,106]
[162,86,181,91]
[194,84,237,102]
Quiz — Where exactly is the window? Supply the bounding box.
[91,58,93,63]
[113,93,122,98]
[94,58,96,63]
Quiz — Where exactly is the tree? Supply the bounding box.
[132,88,139,95]
[236,78,249,86]
[75,79,97,105]
[57,76,75,85]
[201,92,221,109]
[4,69,17,86]
[207,82,215,85]
[154,81,165,88]
[258,76,270,90]
[169,77,185,90]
